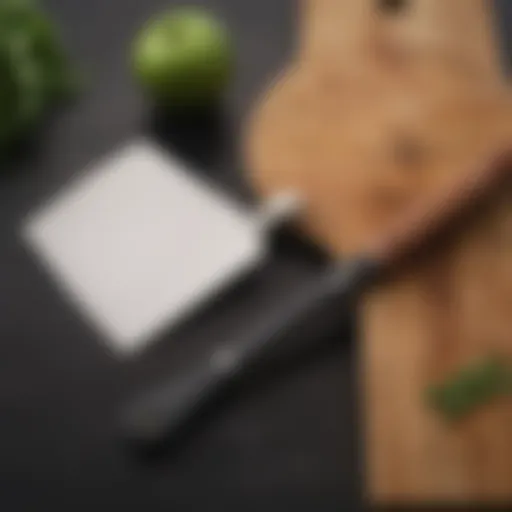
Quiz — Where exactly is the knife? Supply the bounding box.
[120,149,512,449]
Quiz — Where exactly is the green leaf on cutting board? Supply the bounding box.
[426,356,512,422]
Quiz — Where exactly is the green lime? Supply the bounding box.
[131,7,234,107]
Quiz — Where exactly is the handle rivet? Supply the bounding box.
[210,348,239,373]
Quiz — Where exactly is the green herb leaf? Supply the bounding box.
[0,0,78,156]
[426,357,512,422]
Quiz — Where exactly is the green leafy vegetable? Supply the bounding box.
[0,0,77,154]
[426,357,512,422]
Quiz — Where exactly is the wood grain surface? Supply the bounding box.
[245,0,512,504]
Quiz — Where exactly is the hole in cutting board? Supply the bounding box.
[393,135,426,170]
[378,0,409,15]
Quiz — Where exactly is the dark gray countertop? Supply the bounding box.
[0,1,510,511]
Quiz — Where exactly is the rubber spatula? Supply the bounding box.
[120,149,512,448]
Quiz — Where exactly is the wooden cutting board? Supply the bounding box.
[245,0,512,504]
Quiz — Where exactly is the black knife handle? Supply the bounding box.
[119,258,378,448]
